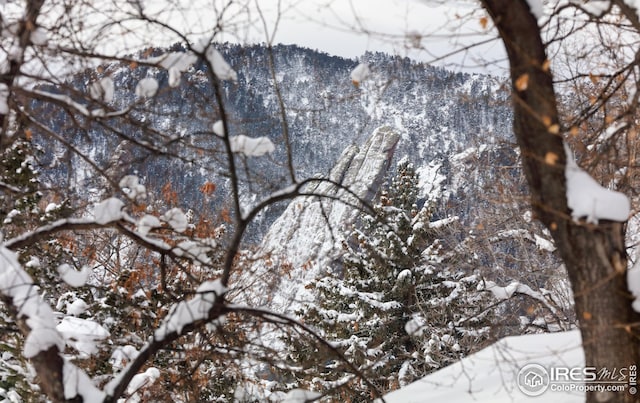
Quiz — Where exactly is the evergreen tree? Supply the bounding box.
[0,135,46,400]
[289,158,495,399]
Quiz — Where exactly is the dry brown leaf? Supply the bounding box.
[545,151,559,165]
[515,73,529,91]
[541,59,551,72]
[569,126,579,137]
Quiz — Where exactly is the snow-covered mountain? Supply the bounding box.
[35,43,514,242]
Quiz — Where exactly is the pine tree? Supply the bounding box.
[289,158,495,399]
[0,135,46,401]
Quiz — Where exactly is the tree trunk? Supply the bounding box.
[480,1,640,402]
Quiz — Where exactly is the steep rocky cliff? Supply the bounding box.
[245,126,400,311]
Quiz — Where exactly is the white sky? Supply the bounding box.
[251,0,508,73]
[12,0,507,75]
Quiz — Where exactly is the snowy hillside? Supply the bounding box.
[33,43,514,241]
[382,331,585,403]
[12,42,572,402]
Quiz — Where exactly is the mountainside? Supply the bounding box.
[247,126,400,311]
[34,43,514,241]
[7,41,572,402]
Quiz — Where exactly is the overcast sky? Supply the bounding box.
[253,0,507,73]
[60,0,506,75]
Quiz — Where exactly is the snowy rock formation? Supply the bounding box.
[246,126,400,311]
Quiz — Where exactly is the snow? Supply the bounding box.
[135,77,159,98]
[416,161,445,201]
[229,135,276,157]
[281,388,322,403]
[137,214,161,236]
[570,0,610,16]
[233,383,265,402]
[397,269,412,281]
[67,298,88,316]
[119,175,146,200]
[483,280,547,303]
[404,315,426,337]
[628,255,640,312]
[127,367,161,395]
[25,255,40,268]
[94,197,124,224]
[33,89,89,116]
[145,51,198,87]
[63,359,105,401]
[0,83,8,114]
[212,120,225,136]
[626,1,640,21]
[526,0,544,19]
[381,331,584,403]
[350,63,370,86]
[89,77,115,103]
[57,264,91,287]
[110,345,139,371]
[534,234,556,252]
[481,280,564,323]
[173,240,212,263]
[565,145,630,223]
[483,280,520,300]
[56,316,110,356]
[0,247,64,358]
[29,27,48,46]
[205,47,238,82]
[45,202,59,213]
[160,207,188,232]
[154,280,226,341]
[429,216,459,229]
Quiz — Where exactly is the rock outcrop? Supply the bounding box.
[245,126,400,311]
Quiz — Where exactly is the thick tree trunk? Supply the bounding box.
[480,1,640,402]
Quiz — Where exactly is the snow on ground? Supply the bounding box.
[382,331,584,403]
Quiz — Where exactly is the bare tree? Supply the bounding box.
[480,1,640,402]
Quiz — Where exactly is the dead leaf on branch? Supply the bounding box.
[515,73,529,91]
